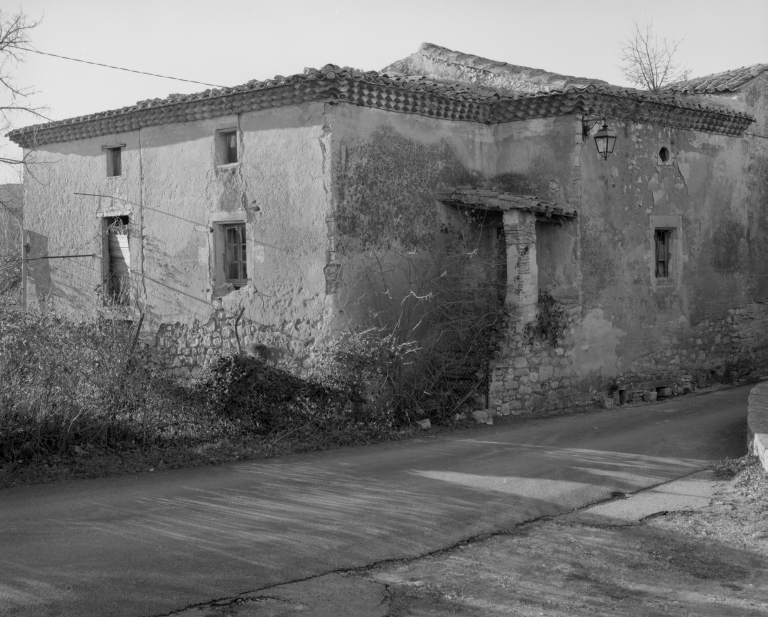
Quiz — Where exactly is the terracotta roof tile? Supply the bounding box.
[437,187,577,218]
[666,64,768,94]
[7,63,754,149]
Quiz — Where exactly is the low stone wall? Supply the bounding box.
[628,305,768,387]
[153,311,305,380]
[747,382,768,472]
[152,299,768,416]
[490,327,595,416]
[490,303,768,416]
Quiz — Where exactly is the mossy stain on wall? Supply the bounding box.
[711,219,746,274]
[336,125,477,251]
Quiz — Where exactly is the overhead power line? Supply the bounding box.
[20,47,226,89]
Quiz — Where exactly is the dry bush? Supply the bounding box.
[0,204,21,298]
[194,351,401,447]
[336,217,507,424]
[0,305,228,464]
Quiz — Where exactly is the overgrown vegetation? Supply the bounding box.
[525,290,567,346]
[1,210,508,482]
[194,348,400,447]
[338,214,508,424]
[0,305,220,465]
[0,304,416,474]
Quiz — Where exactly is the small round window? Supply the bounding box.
[659,147,670,163]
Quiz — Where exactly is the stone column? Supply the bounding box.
[503,209,538,324]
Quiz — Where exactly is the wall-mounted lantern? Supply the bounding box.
[593,123,617,160]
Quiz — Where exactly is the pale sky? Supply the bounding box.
[1,0,766,183]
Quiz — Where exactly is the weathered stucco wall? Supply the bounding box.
[577,110,768,385]
[23,102,336,376]
[488,99,768,415]
[330,105,500,331]
[23,131,143,314]
[21,79,768,406]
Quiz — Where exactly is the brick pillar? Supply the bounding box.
[503,209,538,324]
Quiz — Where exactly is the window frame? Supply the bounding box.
[217,129,239,166]
[222,222,248,289]
[650,215,682,290]
[654,228,673,279]
[103,144,125,177]
[102,214,131,306]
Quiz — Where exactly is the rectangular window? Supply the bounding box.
[104,215,130,304]
[655,229,672,278]
[106,147,122,177]
[223,223,247,288]
[219,130,238,165]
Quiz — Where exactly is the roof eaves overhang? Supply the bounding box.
[6,69,756,149]
[438,187,577,219]
[491,87,755,136]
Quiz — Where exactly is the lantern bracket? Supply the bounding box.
[581,115,605,139]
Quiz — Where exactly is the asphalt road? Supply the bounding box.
[0,384,751,617]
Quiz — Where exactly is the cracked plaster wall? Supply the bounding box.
[575,74,768,396]
[23,102,335,376]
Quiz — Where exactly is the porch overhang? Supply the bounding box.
[438,187,577,323]
[437,187,577,220]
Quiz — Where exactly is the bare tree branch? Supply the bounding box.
[618,18,690,93]
[0,9,46,186]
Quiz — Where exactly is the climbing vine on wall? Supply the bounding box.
[525,290,567,346]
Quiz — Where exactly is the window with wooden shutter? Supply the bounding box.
[223,223,247,288]
[654,229,672,278]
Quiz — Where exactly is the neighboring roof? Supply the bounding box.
[437,187,577,218]
[7,58,754,149]
[666,64,768,94]
[383,43,608,95]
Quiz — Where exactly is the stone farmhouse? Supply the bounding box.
[7,43,768,414]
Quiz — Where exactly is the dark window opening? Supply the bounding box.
[659,147,670,163]
[105,215,130,304]
[221,131,238,164]
[655,229,672,278]
[106,147,122,177]
[223,223,247,288]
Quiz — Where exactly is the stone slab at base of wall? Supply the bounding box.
[747,381,768,472]
[154,312,304,380]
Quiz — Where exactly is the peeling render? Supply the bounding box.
[24,102,337,376]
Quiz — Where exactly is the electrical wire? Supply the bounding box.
[21,47,226,89]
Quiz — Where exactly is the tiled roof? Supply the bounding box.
[493,83,752,135]
[7,63,754,149]
[383,43,608,95]
[437,187,578,218]
[666,64,768,94]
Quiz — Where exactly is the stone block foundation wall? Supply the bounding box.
[152,312,304,380]
[489,302,768,416]
[490,307,595,416]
